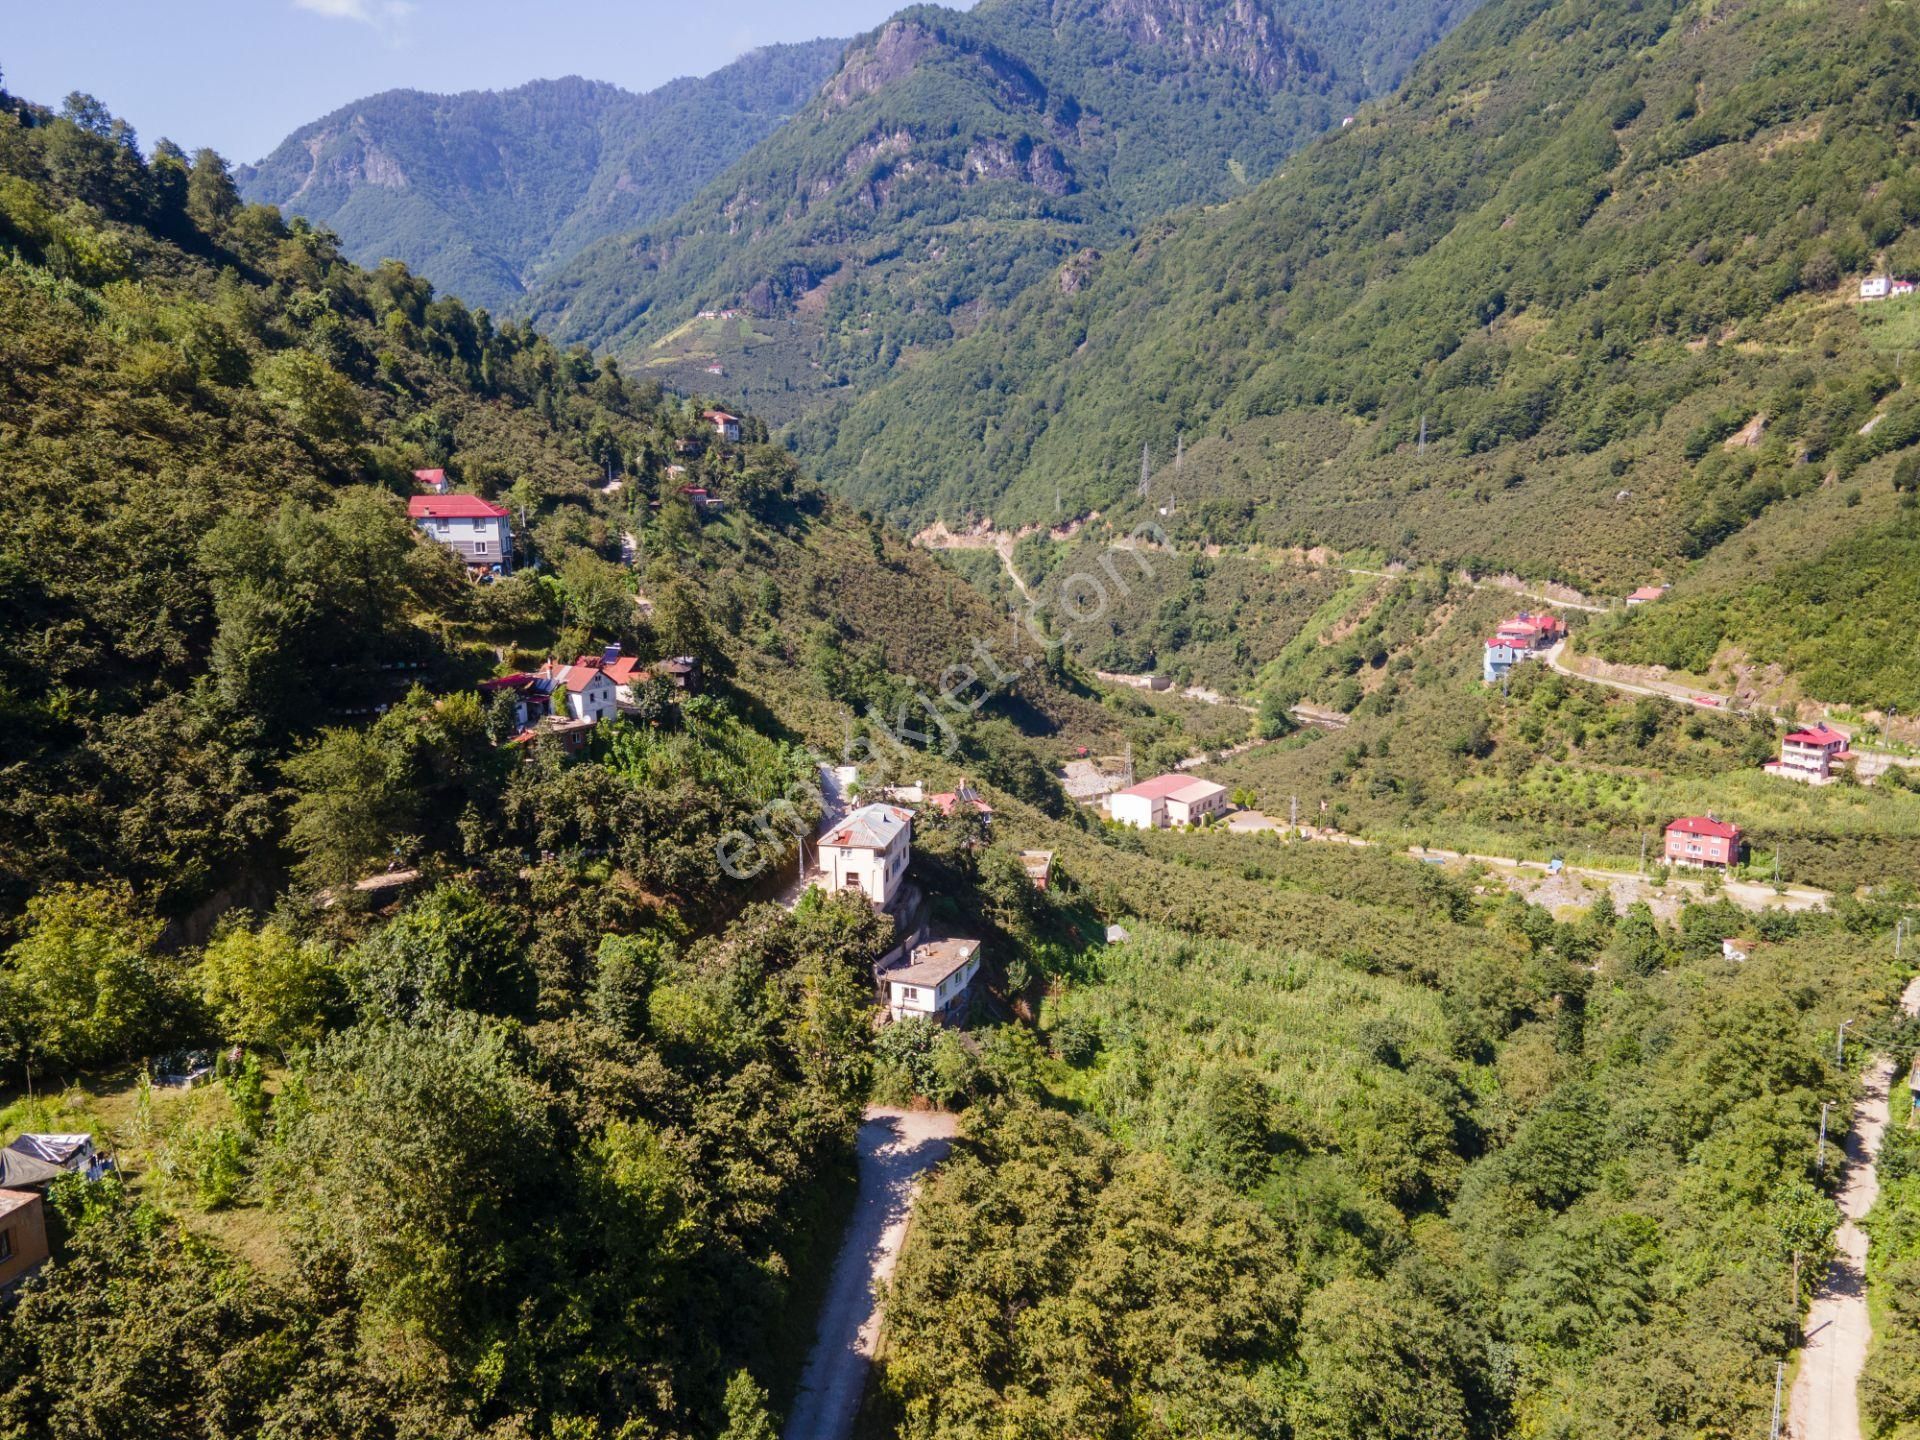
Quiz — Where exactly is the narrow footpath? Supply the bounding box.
[783,1106,958,1440]
[1788,975,1920,1440]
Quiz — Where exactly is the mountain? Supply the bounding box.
[11,63,1920,1440]
[523,0,1481,420]
[799,0,1920,588]
[235,41,847,312]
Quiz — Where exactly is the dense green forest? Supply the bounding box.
[799,0,1920,586]
[238,43,848,313]
[5,13,1920,1438]
[524,0,1478,421]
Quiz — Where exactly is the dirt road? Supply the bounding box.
[782,1106,957,1440]
[1788,975,1920,1440]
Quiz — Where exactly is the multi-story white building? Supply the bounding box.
[818,803,913,906]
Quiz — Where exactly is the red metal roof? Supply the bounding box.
[1117,773,1203,801]
[534,659,613,696]
[1666,815,1741,840]
[409,494,509,520]
[1783,725,1848,747]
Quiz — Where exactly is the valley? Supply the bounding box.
[9,0,1920,1435]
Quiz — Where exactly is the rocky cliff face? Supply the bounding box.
[1096,0,1323,90]
[822,21,945,113]
[277,121,412,202]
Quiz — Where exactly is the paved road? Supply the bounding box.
[1545,640,1735,711]
[1789,975,1920,1440]
[783,1106,958,1440]
[1407,845,1831,913]
[1546,641,1920,774]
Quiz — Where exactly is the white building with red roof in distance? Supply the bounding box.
[702,408,741,443]
[818,803,914,906]
[1108,773,1231,829]
[412,468,450,493]
[409,494,512,576]
[1664,814,1743,869]
[1626,584,1668,606]
[1483,611,1567,683]
[1765,723,1853,783]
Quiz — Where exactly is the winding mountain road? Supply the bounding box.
[782,1106,957,1440]
[1788,975,1920,1440]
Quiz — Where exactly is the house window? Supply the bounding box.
[0,1227,11,1262]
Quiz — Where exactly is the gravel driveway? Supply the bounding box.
[1788,975,1920,1439]
[782,1105,957,1440]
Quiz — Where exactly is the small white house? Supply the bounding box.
[886,939,981,1022]
[535,658,618,725]
[818,803,913,907]
[703,408,742,443]
[1863,275,1893,301]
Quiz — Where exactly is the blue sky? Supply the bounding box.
[4,0,916,163]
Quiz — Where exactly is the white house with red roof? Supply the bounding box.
[702,409,741,443]
[818,803,913,907]
[1664,814,1743,869]
[409,494,512,576]
[1766,723,1853,783]
[412,468,449,493]
[1625,584,1668,606]
[536,657,618,725]
[1483,612,1567,683]
[480,654,618,734]
[1108,773,1232,829]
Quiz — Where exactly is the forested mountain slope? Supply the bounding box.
[236,42,846,312]
[5,77,1920,1440]
[525,0,1478,419]
[0,81,1145,1438]
[802,0,1920,591]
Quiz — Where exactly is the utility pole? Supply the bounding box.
[1291,793,1299,834]
[1769,1359,1785,1440]
[1839,1018,1856,1065]
[1818,1100,1835,1173]
[1175,432,1184,471]
[1418,414,1427,453]
[1139,443,1151,500]
[1639,830,1648,875]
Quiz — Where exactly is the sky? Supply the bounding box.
[3,0,915,164]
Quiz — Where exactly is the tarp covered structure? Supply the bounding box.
[0,1148,65,1189]
[6,1133,92,1168]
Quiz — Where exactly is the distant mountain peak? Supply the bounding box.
[237,39,848,312]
